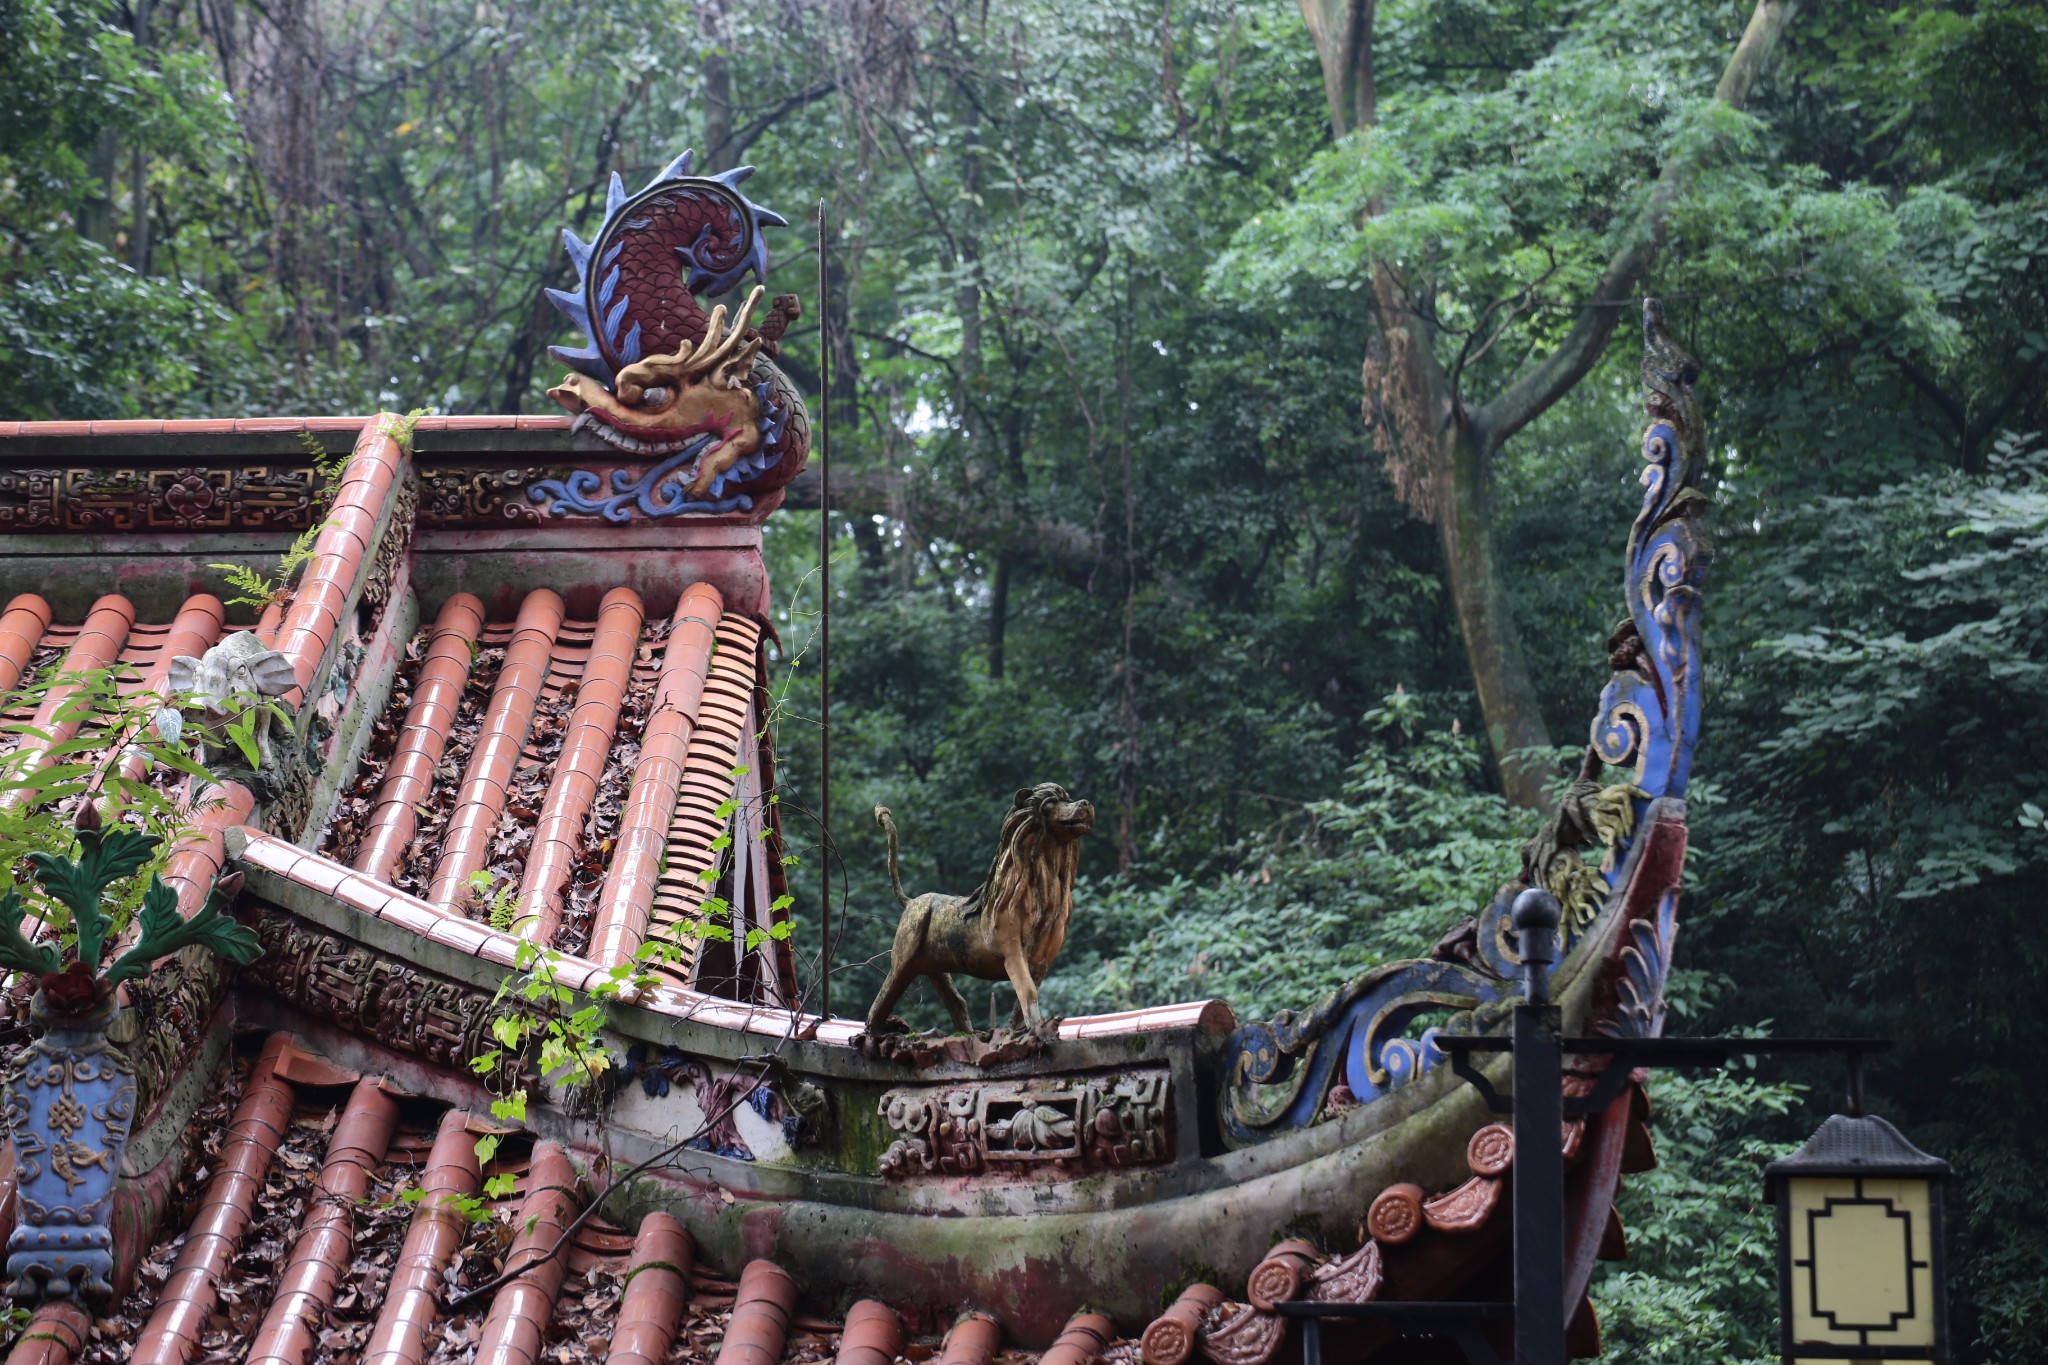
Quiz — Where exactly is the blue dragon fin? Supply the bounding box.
[561,228,593,277]
[649,149,695,186]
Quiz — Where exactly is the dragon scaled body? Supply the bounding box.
[544,151,809,504]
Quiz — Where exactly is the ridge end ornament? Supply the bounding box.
[542,150,810,513]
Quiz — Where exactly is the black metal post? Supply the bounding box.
[1511,888,1564,1365]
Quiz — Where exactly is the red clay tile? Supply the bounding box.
[1421,1176,1501,1233]
[604,1214,693,1365]
[831,1301,903,1365]
[378,899,444,939]
[2,593,134,808]
[6,1301,91,1365]
[1039,1312,1115,1365]
[244,1078,400,1365]
[1366,1182,1425,1246]
[587,583,723,965]
[281,854,349,898]
[936,1313,1001,1365]
[716,1261,797,1365]
[161,783,255,915]
[1056,999,1237,1040]
[473,1142,582,1365]
[131,1036,296,1365]
[427,917,492,957]
[1245,1240,1320,1312]
[272,1042,360,1087]
[0,595,52,696]
[1140,1285,1220,1365]
[362,1109,483,1365]
[1466,1124,1513,1178]
[515,564,648,939]
[356,594,485,881]
[254,601,286,647]
[428,590,565,907]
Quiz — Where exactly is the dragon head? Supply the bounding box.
[548,286,768,494]
[543,152,809,507]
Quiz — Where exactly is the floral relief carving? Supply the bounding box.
[877,1070,1172,1179]
[0,466,322,533]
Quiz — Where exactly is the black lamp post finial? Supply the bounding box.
[1511,886,1562,1005]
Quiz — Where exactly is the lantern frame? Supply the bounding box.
[1765,1112,1952,1364]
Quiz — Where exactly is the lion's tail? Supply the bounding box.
[875,805,909,907]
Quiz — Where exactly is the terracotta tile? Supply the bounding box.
[428,918,492,956]
[237,834,305,888]
[243,1079,399,1365]
[284,855,349,898]
[377,897,443,938]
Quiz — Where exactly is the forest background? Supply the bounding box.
[4,0,2045,1358]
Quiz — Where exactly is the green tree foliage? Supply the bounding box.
[5,0,2047,1358]
[1047,690,1531,1018]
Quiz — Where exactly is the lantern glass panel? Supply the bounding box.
[1783,1174,1936,1364]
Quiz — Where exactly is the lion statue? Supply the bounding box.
[866,783,1095,1038]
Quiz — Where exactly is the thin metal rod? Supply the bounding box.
[816,200,832,1020]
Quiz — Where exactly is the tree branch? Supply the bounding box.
[781,466,1110,591]
[1473,0,1805,452]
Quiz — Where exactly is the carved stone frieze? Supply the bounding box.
[358,476,419,614]
[418,466,548,526]
[0,466,321,533]
[877,1069,1172,1179]
[124,946,232,1124]
[249,910,532,1090]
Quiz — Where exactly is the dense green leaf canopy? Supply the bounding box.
[3,0,2044,1358]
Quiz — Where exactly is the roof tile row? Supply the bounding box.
[1135,1096,1648,1365]
[4,1034,1171,1365]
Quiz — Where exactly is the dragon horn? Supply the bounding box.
[690,286,766,373]
[682,303,732,371]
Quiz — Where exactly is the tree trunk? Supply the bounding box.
[81,130,118,251]
[1440,413,1552,800]
[127,0,155,274]
[987,555,1011,681]
[1303,0,1804,808]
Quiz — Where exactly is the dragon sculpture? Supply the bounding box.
[543,151,810,509]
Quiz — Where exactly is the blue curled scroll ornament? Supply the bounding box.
[527,434,753,521]
[1218,299,1708,1147]
[1585,300,1709,895]
[1220,945,1517,1146]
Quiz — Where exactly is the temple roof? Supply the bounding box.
[0,291,1708,1361]
[1,1029,1653,1365]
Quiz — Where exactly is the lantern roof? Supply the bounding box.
[1767,1113,1954,1187]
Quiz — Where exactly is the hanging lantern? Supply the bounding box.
[1765,1112,1952,1364]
